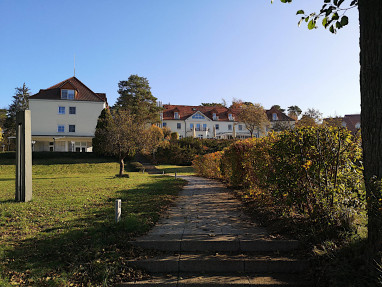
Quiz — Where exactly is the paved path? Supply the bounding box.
[140,175,268,239]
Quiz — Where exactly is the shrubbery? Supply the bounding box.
[193,127,364,225]
[153,138,234,165]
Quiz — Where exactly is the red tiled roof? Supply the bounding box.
[30,77,107,103]
[343,114,360,134]
[162,105,295,122]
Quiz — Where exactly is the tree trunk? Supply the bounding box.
[119,158,124,176]
[359,0,382,249]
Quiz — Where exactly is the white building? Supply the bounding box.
[29,77,107,152]
[161,105,295,139]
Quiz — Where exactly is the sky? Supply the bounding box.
[0,0,360,117]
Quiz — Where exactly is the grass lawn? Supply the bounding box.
[0,155,186,286]
[155,165,194,175]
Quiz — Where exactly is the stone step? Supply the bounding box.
[127,254,306,274]
[131,235,299,253]
[118,274,309,286]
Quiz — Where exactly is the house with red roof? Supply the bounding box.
[29,77,108,152]
[342,114,361,134]
[161,104,295,139]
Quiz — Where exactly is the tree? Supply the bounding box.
[271,105,285,113]
[4,83,30,138]
[323,116,343,128]
[287,105,302,120]
[276,0,382,248]
[142,125,165,158]
[238,104,270,137]
[201,103,225,107]
[295,108,322,127]
[114,75,162,124]
[92,108,114,156]
[93,109,147,176]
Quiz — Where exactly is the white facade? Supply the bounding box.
[30,99,106,152]
[163,111,267,139]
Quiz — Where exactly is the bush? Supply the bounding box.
[193,127,364,224]
[129,161,144,172]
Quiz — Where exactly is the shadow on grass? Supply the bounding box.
[1,177,185,286]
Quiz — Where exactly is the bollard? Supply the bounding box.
[162,170,165,175]
[115,199,121,223]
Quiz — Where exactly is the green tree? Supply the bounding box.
[93,109,147,176]
[4,83,30,138]
[276,0,382,248]
[92,108,114,156]
[238,104,270,137]
[287,105,302,120]
[114,75,162,124]
[201,103,225,107]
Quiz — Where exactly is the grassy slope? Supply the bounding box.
[0,157,186,286]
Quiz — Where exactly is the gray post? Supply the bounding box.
[115,199,121,223]
[15,110,32,202]
[162,170,165,175]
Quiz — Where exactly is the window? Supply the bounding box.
[69,107,76,114]
[57,125,65,132]
[215,124,219,130]
[174,112,179,119]
[228,113,233,121]
[179,135,183,139]
[58,106,65,114]
[196,123,201,131]
[238,125,243,131]
[163,122,167,127]
[190,123,194,129]
[213,113,217,120]
[272,113,278,121]
[198,135,203,139]
[192,113,205,119]
[355,122,361,129]
[69,125,76,132]
[177,123,181,129]
[203,124,207,131]
[228,124,232,131]
[61,89,75,100]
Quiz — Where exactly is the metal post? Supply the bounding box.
[115,199,121,223]
[15,110,32,202]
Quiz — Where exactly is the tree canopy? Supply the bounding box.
[238,103,270,137]
[114,75,162,124]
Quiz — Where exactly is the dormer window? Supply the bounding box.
[272,113,278,121]
[355,122,361,129]
[213,113,217,120]
[228,113,233,121]
[174,112,179,119]
[61,89,75,100]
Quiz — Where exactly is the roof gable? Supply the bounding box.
[30,77,107,103]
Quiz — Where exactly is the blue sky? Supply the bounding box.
[0,0,360,117]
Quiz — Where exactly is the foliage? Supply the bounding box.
[192,151,223,179]
[154,138,234,166]
[170,132,179,141]
[92,108,114,156]
[201,102,225,107]
[142,125,165,156]
[273,0,357,34]
[271,105,285,113]
[3,83,30,140]
[0,156,186,286]
[114,75,162,124]
[287,105,302,120]
[93,109,147,176]
[323,116,343,127]
[194,127,364,226]
[237,103,270,137]
[297,108,323,127]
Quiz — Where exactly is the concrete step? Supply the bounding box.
[127,254,306,274]
[131,235,299,253]
[118,274,309,286]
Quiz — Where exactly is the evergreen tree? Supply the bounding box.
[92,108,114,155]
[4,83,30,138]
[114,75,162,123]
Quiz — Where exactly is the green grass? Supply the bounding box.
[155,165,194,175]
[0,157,186,286]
